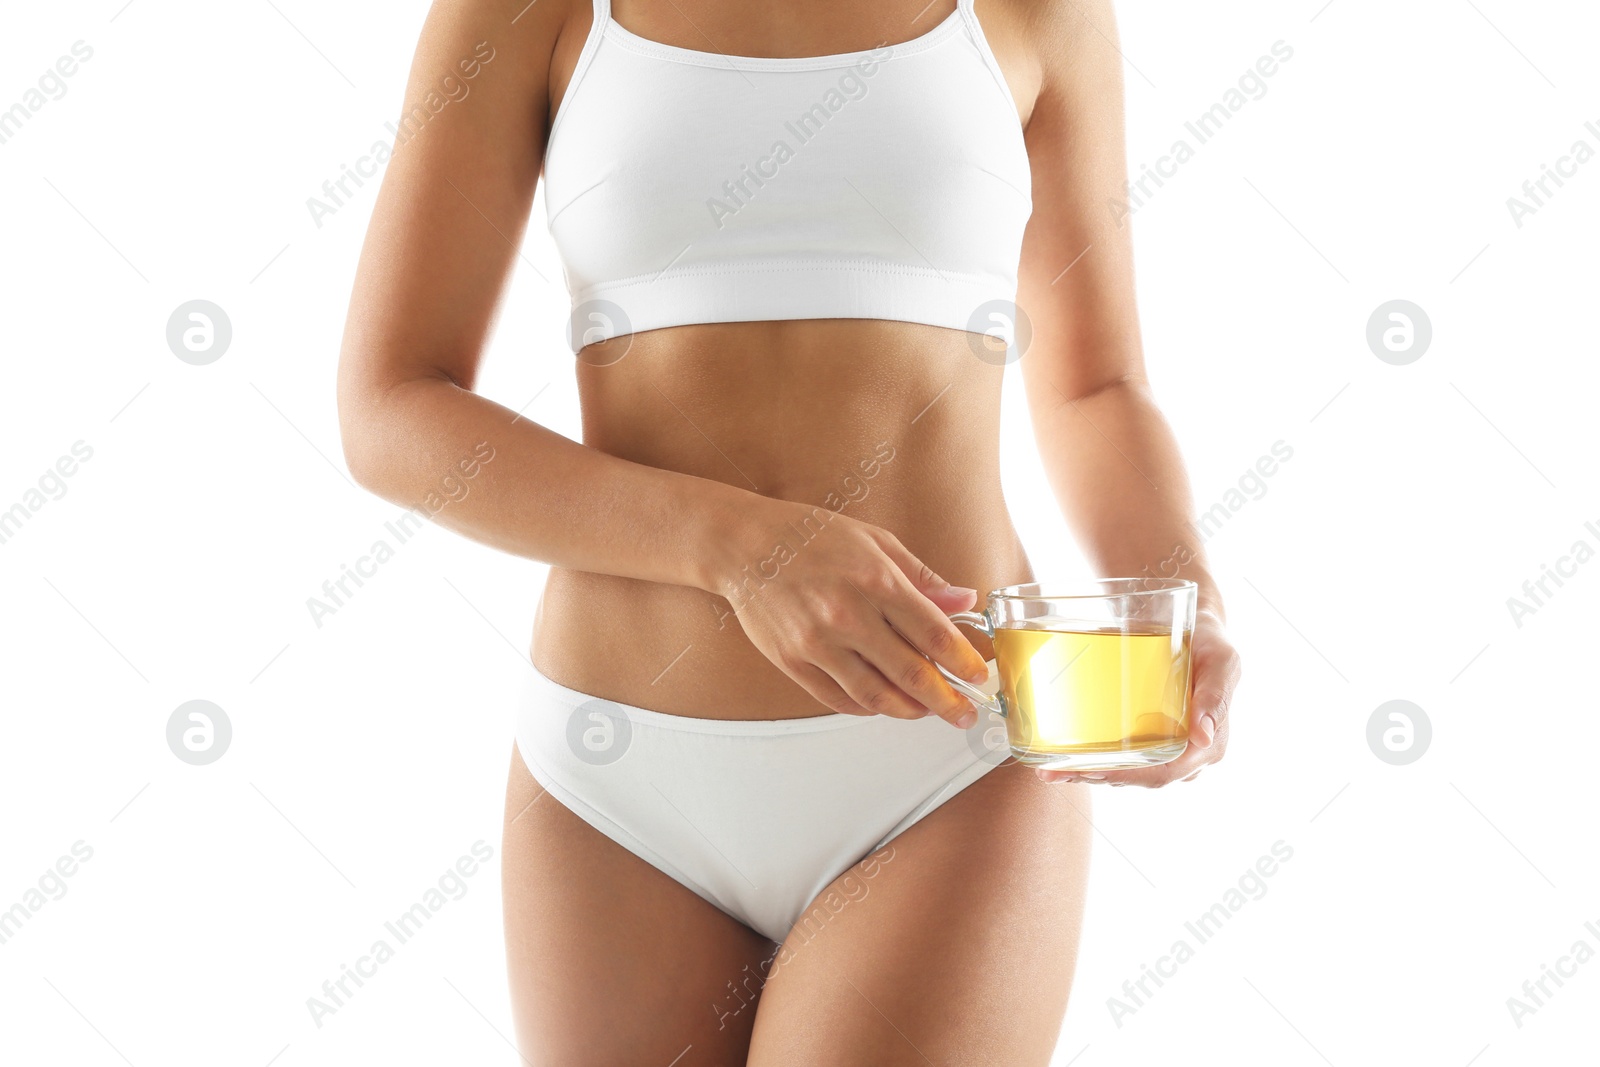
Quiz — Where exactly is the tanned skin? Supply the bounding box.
[338,0,1241,1061]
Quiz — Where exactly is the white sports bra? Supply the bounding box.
[543,0,1032,352]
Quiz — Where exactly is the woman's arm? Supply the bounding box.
[1015,0,1241,783]
[336,0,989,720]
[337,0,751,593]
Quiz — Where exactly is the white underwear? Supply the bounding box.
[514,660,1005,942]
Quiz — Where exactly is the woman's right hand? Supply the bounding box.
[705,499,993,728]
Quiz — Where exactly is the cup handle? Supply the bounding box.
[935,611,1005,717]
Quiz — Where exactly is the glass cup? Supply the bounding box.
[935,579,1198,772]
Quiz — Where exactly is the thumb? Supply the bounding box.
[893,547,979,610]
[923,581,980,612]
[877,540,988,684]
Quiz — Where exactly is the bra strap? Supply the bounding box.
[548,0,612,144]
[956,0,1018,115]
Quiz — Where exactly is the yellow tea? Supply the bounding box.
[993,622,1192,768]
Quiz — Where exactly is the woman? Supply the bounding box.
[337,0,1240,1060]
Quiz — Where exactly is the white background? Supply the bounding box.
[2,0,1596,1064]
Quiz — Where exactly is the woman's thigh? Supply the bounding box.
[501,746,777,1066]
[746,764,1092,1066]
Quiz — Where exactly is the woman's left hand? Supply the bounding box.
[1037,608,1240,788]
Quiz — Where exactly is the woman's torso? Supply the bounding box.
[531,0,1042,719]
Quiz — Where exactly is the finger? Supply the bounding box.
[923,582,980,614]
[1037,769,1107,785]
[1037,769,1093,784]
[815,648,930,721]
[784,660,875,717]
[852,616,980,727]
[871,538,990,684]
[1190,639,1242,741]
[1099,747,1207,789]
[876,533,980,609]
